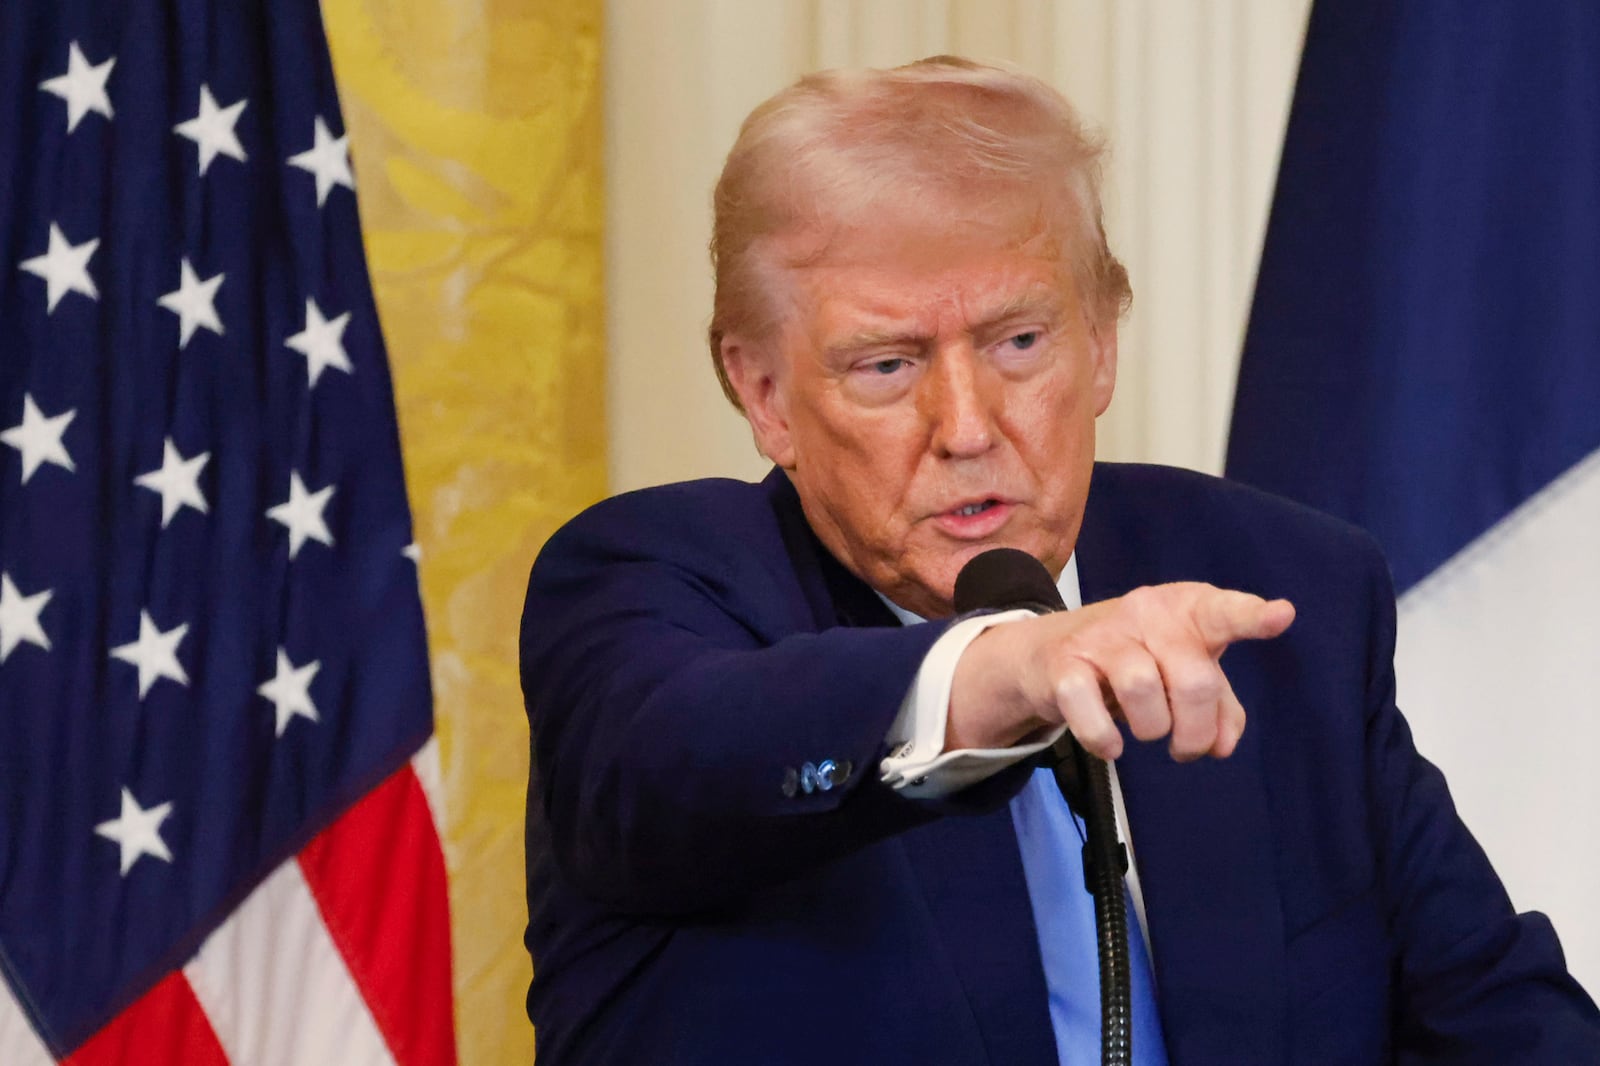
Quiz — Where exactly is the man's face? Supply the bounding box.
[725,210,1118,618]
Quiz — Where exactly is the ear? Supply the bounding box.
[721,334,797,468]
[1088,318,1118,417]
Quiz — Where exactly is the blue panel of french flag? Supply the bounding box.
[1229,2,1600,990]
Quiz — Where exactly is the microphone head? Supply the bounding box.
[952,547,1066,614]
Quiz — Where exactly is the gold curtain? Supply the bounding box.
[321,3,606,1062]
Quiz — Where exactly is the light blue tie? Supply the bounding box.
[1011,767,1169,1066]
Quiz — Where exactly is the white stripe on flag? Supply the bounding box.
[410,734,445,829]
[1397,446,1600,993]
[0,979,53,1066]
[183,855,397,1066]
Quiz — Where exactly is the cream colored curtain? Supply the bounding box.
[606,0,1312,491]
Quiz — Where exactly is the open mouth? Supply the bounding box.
[935,498,1012,539]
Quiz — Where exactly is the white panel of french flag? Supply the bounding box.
[1228,0,1600,993]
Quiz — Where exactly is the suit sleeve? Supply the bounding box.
[519,507,1028,916]
[1358,547,1600,1062]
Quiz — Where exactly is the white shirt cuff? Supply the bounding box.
[879,610,1067,800]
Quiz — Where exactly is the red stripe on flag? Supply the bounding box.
[299,762,457,1066]
[64,972,228,1066]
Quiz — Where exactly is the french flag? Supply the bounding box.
[1227,1,1600,991]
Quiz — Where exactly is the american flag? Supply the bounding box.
[0,2,456,1063]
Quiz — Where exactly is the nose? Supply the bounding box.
[923,345,997,459]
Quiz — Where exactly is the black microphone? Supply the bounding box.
[952,547,1134,1066]
[953,545,1068,615]
[952,547,1086,814]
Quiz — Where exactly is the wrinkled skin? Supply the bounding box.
[721,206,1293,759]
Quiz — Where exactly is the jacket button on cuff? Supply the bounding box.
[816,759,837,791]
[781,767,799,798]
[833,759,853,785]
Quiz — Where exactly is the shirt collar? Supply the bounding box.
[876,552,1083,625]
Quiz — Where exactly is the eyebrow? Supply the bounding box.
[824,328,926,357]
[980,290,1062,332]
[824,290,1063,357]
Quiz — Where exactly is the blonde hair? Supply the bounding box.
[708,55,1131,409]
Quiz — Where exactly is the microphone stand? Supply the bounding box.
[951,547,1134,1066]
[1053,735,1132,1066]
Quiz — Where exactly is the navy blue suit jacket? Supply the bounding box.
[520,463,1599,1064]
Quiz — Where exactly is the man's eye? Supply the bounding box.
[1008,331,1040,351]
[866,358,908,375]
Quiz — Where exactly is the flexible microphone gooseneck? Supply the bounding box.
[953,548,1133,1066]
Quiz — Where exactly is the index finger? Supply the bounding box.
[1192,589,1295,653]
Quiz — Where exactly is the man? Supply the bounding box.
[521,57,1599,1064]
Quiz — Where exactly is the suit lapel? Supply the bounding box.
[1077,468,1289,1065]
[765,470,1058,1064]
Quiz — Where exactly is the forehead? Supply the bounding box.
[777,209,1077,340]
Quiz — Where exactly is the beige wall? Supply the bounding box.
[605,0,1312,491]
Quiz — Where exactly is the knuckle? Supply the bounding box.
[1121,585,1154,610]
[1052,665,1095,704]
[1115,664,1162,703]
[1168,665,1222,706]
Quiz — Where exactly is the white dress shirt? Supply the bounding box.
[875,554,1151,942]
